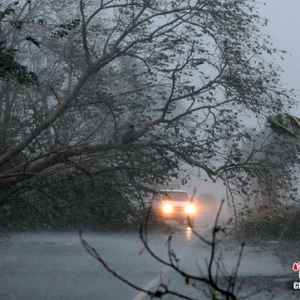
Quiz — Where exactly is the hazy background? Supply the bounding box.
[262,0,300,96]
[185,0,300,201]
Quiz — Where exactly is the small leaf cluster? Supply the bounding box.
[0,1,20,20]
[0,41,38,84]
[51,18,81,39]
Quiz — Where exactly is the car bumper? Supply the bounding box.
[157,212,193,221]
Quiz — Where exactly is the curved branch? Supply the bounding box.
[80,0,92,65]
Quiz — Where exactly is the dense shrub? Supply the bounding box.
[0,179,143,231]
[238,205,300,243]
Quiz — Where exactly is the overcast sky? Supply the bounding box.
[260,0,300,108]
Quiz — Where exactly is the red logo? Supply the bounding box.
[293,262,300,277]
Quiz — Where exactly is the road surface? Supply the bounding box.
[0,220,298,299]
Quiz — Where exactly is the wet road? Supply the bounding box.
[0,219,297,300]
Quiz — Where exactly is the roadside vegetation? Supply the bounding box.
[238,204,300,244]
[235,113,300,265]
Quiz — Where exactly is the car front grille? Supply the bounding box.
[173,206,184,212]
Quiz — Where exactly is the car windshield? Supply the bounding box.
[161,192,189,201]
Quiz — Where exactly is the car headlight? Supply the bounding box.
[185,204,195,214]
[163,203,173,213]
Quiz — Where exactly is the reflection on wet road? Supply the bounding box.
[0,218,295,300]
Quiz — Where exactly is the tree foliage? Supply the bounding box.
[0,0,295,228]
[231,128,299,218]
[0,1,39,84]
[268,113,300,140]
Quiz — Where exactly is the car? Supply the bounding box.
[150,189,195,225]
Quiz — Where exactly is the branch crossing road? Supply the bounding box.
[0,224,296,300]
